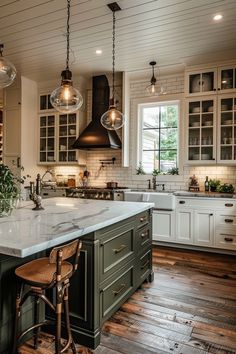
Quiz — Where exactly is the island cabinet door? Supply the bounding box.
[98,220,136,283]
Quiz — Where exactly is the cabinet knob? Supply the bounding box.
[213,88,216,91]
[141,231,149,238]
[140,216,147,222]
[225,219,233,223]
[209,213,213,216]
[218,88,221,91]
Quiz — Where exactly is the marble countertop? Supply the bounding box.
[0,198,153,258]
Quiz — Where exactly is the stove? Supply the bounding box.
[66,187,130,201]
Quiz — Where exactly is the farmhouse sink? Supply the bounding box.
[124,191,175,210]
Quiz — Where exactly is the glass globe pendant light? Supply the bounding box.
[101,3,124,131]
[146,61,166,96]
[0,44,17,88]
[50,0,83,113]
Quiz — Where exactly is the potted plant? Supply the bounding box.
[0,164,24,217]
[217,183,235,194]
[208,178,221,192]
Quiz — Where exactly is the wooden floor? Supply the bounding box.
[20,246,236,354]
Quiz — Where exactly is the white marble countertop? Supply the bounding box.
[0,198,153,258]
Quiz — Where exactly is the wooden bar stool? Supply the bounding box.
[12,239,82,354]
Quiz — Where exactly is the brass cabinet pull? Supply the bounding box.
[113,244,127,254]
[225,203,233,207]
[140,216,147,223]
[141,231,149,238]
[224,237,233,242]
[225,219,234,223]
[141,260,149,269]
[112,283,126,296]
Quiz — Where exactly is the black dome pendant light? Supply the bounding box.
[50,0,83,113]
[100,2,125,131]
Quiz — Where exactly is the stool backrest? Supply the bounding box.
[49,239,82,273]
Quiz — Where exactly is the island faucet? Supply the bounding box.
[29,174,44,210]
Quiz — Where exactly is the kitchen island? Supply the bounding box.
[0,198,153,352]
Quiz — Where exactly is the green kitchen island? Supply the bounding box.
[0,198,154,352]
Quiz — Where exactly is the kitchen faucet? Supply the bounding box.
[29,174,44,210]
[152,175,165,191]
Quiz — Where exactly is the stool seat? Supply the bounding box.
[15,258,73,286]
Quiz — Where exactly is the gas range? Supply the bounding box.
[66,187,130,201]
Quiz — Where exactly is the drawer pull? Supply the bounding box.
[224,237,233,242]
[112,283,126,296]
[141,260,149,269]
[225,203,233,207]
[140,216,147,223]
[179,200,185,204]
[225,219,234,223]
[113,244,127,254]
[141,231,149,238]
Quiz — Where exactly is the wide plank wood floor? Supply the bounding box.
[20,246,236,354]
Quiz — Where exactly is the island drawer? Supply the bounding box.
[99,222,135,282]
[100,265,134,321]
[136,249,152,285]
[136,225,152,250]
[215,229,236,250]
[136,210,150,229]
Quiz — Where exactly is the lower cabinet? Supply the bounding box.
[194,209,214,246]
[153,210,175,242]
[176,209,194,244]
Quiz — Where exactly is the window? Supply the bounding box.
[138,101,179,173]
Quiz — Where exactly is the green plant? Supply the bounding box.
[208,178,221,192]
[136,162,146,175]
[168,167,179,175]
[0,164,29,216]
[152,169,160,176]
[217,183,234,194]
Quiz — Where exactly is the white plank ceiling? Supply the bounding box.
[0,0,236,81]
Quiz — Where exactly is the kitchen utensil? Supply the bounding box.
[106,181,118,188]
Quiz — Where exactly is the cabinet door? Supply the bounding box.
[194,210,214,246]
[58,113,78,163]
[0,110,3,164]
[176,209,193,244]
[152,210,175,242]
[218,66,236,93]
[186,97,216,164]
[186,68,217,96]
[39,114,56,163]
[217,94,236,163]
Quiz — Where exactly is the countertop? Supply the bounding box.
[174,191,236,199]
[0,198,153,258]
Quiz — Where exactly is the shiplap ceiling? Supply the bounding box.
[0,0,236,82]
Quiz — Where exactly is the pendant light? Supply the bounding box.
[146,61,166,96]
[50,0,83,113]
[100,2,124,131]
[0,44,17,88]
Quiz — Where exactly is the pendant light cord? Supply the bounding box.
[112,11,116,101]
[66,0,70,70]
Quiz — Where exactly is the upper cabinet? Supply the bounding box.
[185,64,236,97]
[38,94,86,165]
[0,110,3,164]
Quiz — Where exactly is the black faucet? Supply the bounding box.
[29,174,44,210]
[147,179,151,189]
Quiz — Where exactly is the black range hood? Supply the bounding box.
[72,75,121,150]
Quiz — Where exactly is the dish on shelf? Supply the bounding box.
[192,154,200,160]
[201,153,210,160]
[203,121,213,126]
[222,119,232,125]
[190,122,200,127]
[221,104,228,111]
[207,106,213,112]
[192,107,200,113]
[47,156,54,161]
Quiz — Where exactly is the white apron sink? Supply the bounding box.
[124,191,175,210]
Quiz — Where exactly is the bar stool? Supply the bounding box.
[12,239,82,354]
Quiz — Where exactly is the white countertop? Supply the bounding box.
[0,198,153,258]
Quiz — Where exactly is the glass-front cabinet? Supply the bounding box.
[39,115,56,163]
[187,97,216,164]
[218,66,236,93]
[218,94,236,163]
[58,113,77,163]
[0,110,3,164]
[186,68,217,96]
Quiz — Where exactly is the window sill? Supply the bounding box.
[131,173,184,183]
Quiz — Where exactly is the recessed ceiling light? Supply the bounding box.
[213,14,223,21]
[96,49,102,55]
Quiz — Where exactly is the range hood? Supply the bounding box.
[72,75,121,150]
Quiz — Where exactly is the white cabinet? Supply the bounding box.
[218,65,236,93]
[38,94,86,165]
[152,210,175,242]
[194,210,214,246]
[175,208,193,244]
[186,97,216,164]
